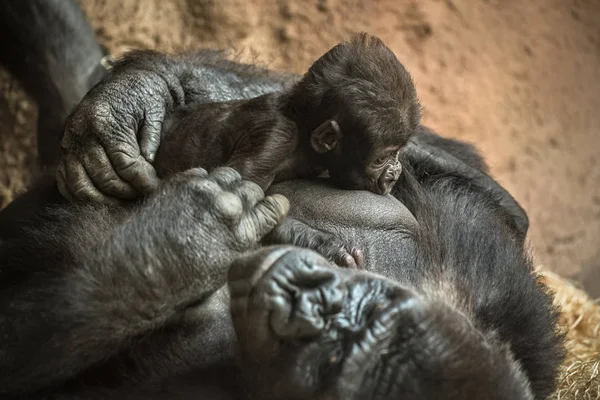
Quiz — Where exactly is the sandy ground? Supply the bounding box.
[1,0,599,293]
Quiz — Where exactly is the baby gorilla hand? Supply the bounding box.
[57,68,177,205]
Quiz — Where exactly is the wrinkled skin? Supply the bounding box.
[0,166,289,395]
[58,34,420,203]
[57,49,295,205]
[229,247,535,400]
[0,2,562,399]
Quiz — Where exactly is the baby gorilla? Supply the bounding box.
[155,32,420,195]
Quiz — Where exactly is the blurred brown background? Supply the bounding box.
[1,0,599,293]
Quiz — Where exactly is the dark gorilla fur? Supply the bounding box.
[0,1,563,399]
[154,32,418,196]
[0,0,107,169]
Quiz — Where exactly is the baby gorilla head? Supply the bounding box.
[228,247,535,400]
[318,96,406,195]
[291,32,421,195]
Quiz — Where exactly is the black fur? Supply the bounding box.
[0,2,563,399]
[0,0,107,168]
[59,33,419,204]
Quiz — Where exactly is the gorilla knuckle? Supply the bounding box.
[235,180,266,207]
[213,192,244,222]
[184,176,222,197]
[70,178,92,199]
[110,151,143,173]
[259,195,290,222]
[209,167,242,183]
[88,98,113,122]
[179,167,209,179]
[239,180,264,197]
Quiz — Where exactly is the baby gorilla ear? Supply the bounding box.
[310,120,341,153]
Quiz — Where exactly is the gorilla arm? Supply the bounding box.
[0,168,288,395]
[0,0,108,168]
[401,132,529,241]
[58,50,296,204]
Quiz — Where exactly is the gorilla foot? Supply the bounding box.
[238,247,345,339]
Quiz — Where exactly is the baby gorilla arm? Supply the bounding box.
[0,167,288,395]
[58,50,293,205]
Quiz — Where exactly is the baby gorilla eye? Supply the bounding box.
[371,146,401,169]
[372,156,389,168]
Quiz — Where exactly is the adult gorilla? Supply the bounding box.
[0,1,563,399]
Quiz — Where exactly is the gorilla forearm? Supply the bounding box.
[0,212,177,392]
[401,133,529,240]
[0,0,107,167]
[112,49,294,105]
[0,168,289,395]
[58,49,297,203]
[0,187,205,392]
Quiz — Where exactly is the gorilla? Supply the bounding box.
[0,1,564,399]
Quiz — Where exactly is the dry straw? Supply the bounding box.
[541,270,600,400]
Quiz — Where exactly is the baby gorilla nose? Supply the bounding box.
[378,163,402,195]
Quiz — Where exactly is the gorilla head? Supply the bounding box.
[229,247,535,400]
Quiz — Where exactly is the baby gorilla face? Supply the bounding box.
[327,145,402,195]
[228,247,534,400]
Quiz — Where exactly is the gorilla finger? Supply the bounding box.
[176,169,222,197]
[350,248,365,269]
[82,148,139,200]
[240,194,290,242]
[178,167,209,180]
[208,167,242,189]
[335,251,357,269]
[231,180,265,210]
[139,112,163,163]
[56,163,76,202]
[108,150,160,195]
[65,159,123,206]
[213,191,244,223]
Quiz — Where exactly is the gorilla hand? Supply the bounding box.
[264,218,365,269]
[57,63,183,205]
[136,166,290,301]
[159,167,291,265]
[0,167,289,394]
[91,166,292,318]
